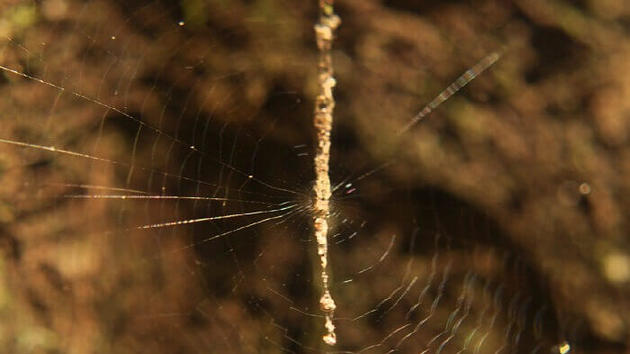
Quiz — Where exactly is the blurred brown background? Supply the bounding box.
[0,0,629,353]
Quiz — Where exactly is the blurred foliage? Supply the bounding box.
[0,0,629,353]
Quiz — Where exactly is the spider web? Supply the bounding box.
[0,0,590,353]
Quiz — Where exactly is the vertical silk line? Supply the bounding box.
[313,0,341,347]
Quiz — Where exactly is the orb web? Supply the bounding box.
[1,0,618,353]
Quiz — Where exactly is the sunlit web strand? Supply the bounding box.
[346,264,417,322]
[350,323,414,354]
[425,271,476,354]
[131,203,297,231]
[405,243,440,319]
[0,137,292,202]
[63,194,284,207]
[331,161,395,195]
[457,277,493,353]
[393,259,453,349]
[329,52,501,202]
[0,64,302,197]
[347,266,444,352]
[473,284,505,353]
[355,234,396,275]
[57,203,299,247]
[397,51,501,135]
[52,183,149,195]
[160,205,306,256]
